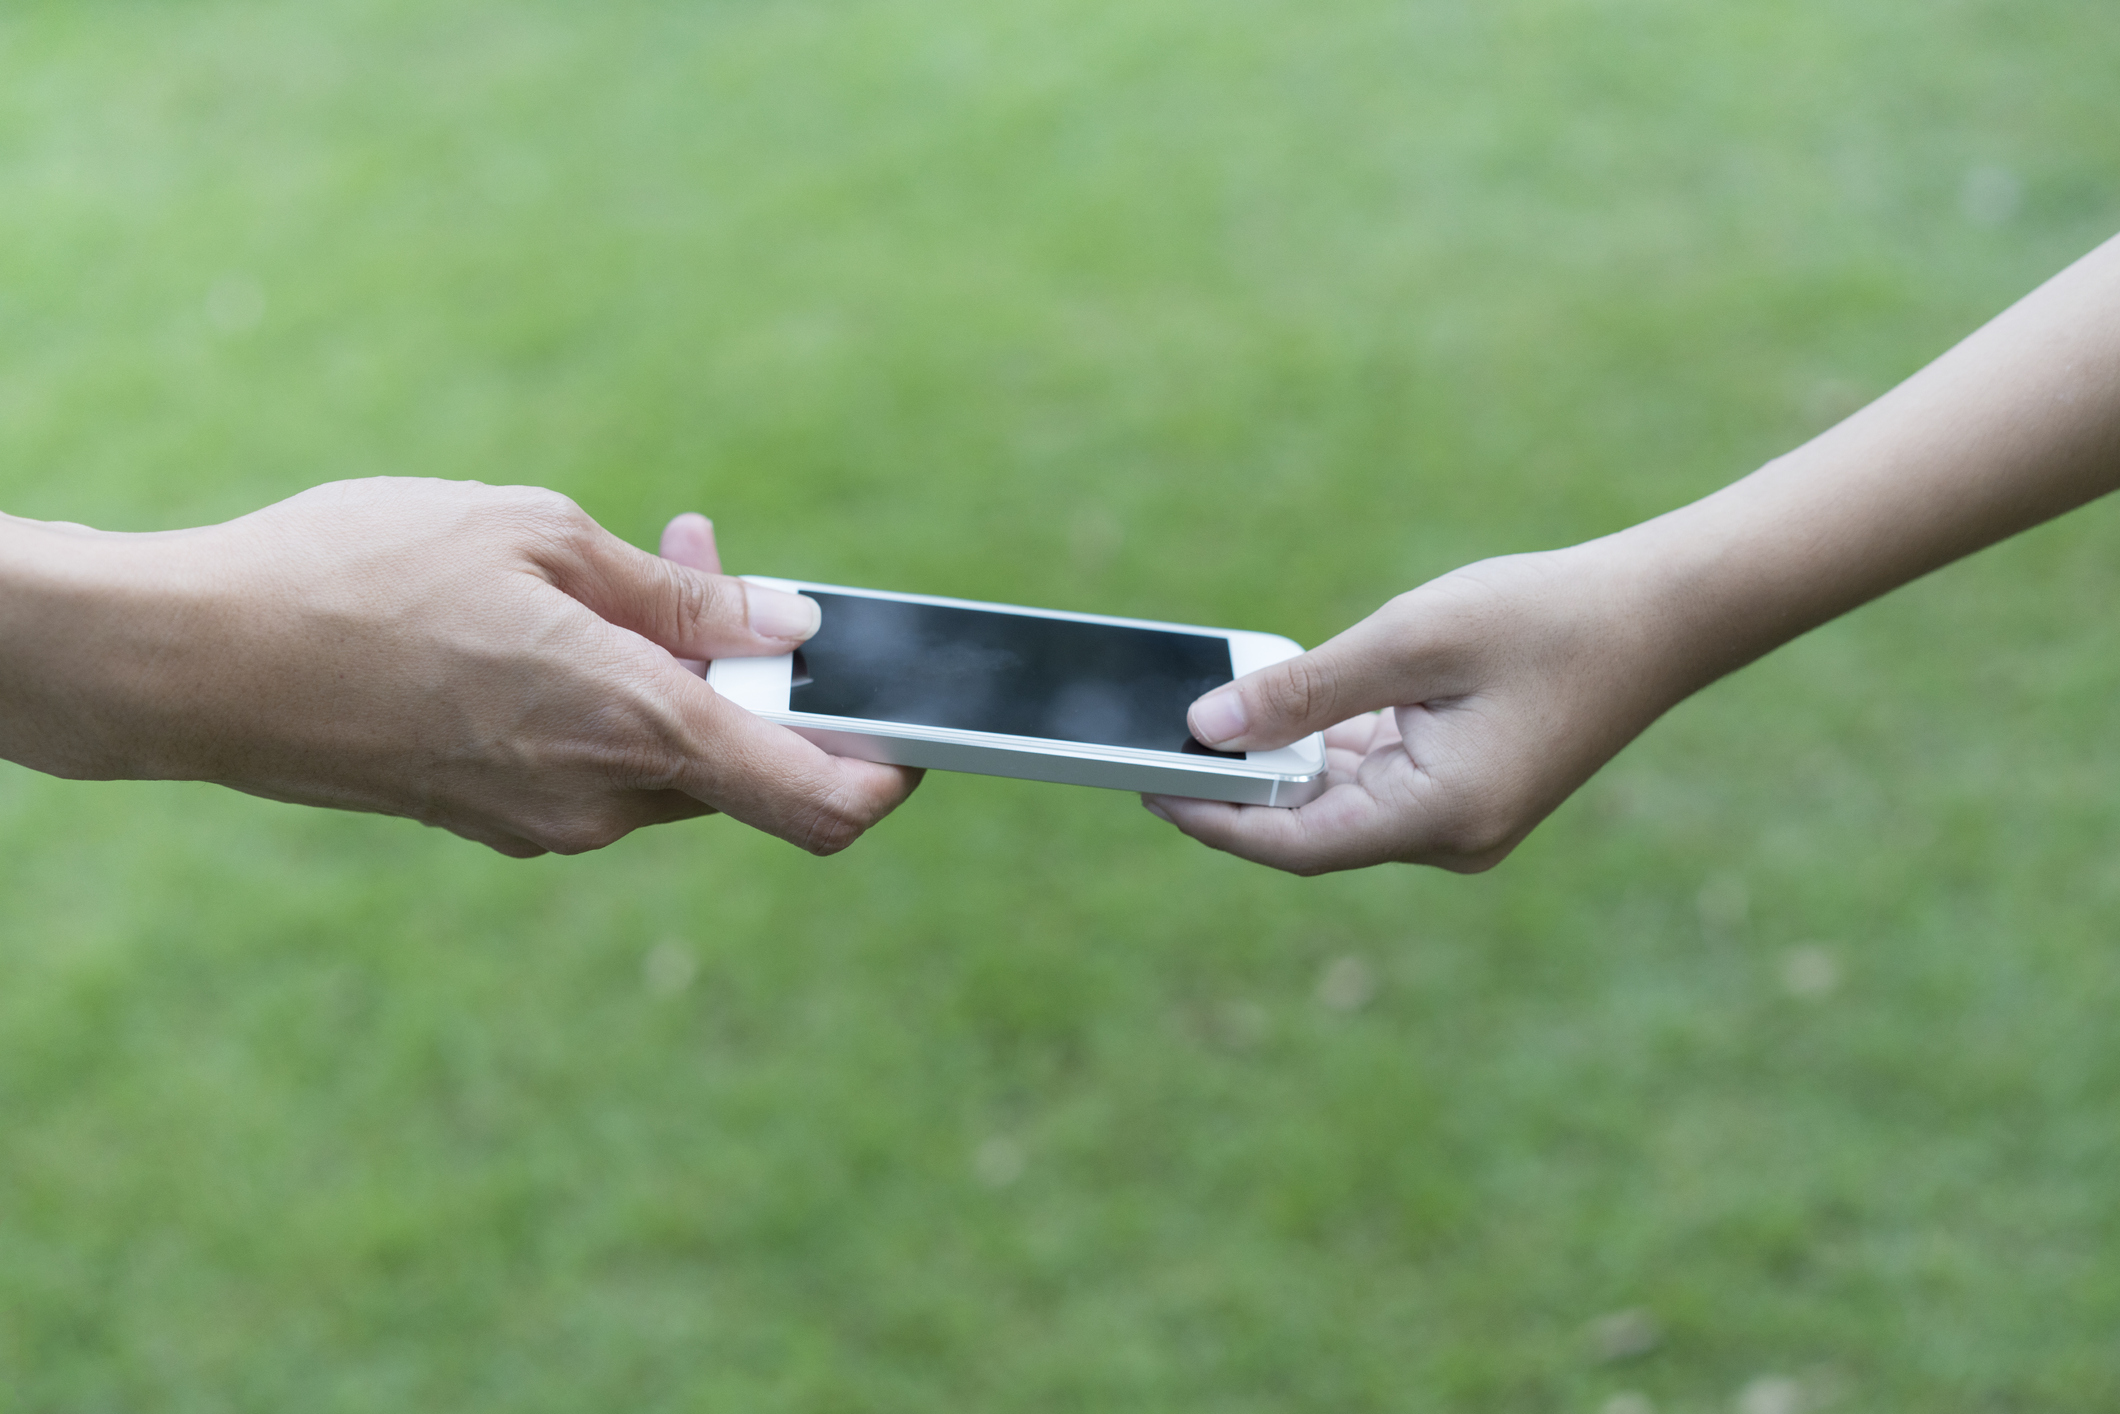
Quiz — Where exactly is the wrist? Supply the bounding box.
[0,516,206,780]
[1551,485,1792,713]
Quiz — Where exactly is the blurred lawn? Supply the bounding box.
[4,0,2119,1409]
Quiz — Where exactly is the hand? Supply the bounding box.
[0,478,921,857]
[1142,546,1683,875]
[1145,234,2120,876]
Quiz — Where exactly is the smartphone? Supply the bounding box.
[707,579,1328,807]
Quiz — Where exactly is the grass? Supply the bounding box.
[3,0,2119,1408]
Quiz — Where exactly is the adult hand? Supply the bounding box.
[1143,546,1681,875]
[0,478,920,856]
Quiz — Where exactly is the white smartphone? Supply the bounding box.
[707,578,1328,807]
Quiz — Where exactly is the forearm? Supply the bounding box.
[1609,231,2120,697]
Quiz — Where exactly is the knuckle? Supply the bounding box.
[799,815,861,857]
[520,485,582,518]
[537,808,632,856]
[696,568,748,628]
[1379,589,1429,628]
[639,559,710,645]
[584,700,694,795]
[573,680,696,768]
[648,560,739,643]
[795,790,872,856]
[619,743,687,794]
[1258,654,1334,727]
[514,488,596,548]
[671,563,713,630]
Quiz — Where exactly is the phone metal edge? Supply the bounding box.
[714,578,1329,806]
[768,713,1328,807]
[748,576,1286,644]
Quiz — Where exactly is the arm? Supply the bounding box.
[1148,232,2120,874]
[0,478,920,857]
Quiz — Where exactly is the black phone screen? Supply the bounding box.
[787,591,1239,757]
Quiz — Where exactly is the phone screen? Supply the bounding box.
[788,591,1239,756]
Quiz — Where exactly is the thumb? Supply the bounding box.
[548,521,820,659]
[1187,605,1430,752]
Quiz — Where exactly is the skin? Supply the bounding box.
[0,478,920,857]
[1147,231,2120,875]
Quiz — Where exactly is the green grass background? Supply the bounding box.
[3,1,2119,1409]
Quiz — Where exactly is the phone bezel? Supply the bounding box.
[707,578,1326,786]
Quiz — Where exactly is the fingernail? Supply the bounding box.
[1189,689,1248,749]
[1142,798,1172,823]
[749,587,821,642]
